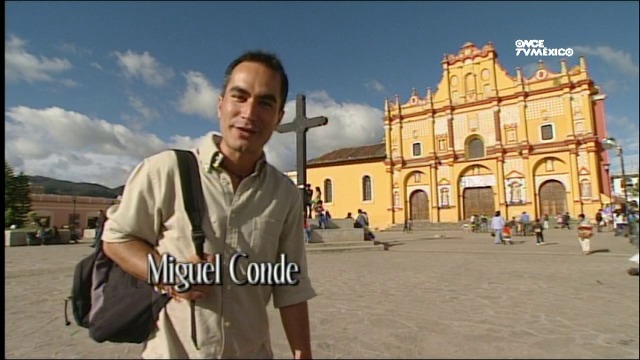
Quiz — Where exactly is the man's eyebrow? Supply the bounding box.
[228,86,278,104]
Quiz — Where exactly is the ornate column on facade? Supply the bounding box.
[564,92,577,139]
[447,114,455,153]
[568,148,582,213]
[496,156,507,217]
[493,106,502,145]
[587,147,602,205]
[430,163,439,222]
[522,149,534,212]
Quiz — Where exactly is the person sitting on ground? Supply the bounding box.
[355,209,375,240]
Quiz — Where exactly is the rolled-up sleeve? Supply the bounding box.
[272,189,317,308]
[102,158,162,246]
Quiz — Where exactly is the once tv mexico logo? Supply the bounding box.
[515,40,574,57]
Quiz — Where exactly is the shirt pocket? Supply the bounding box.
[251,217,283,262]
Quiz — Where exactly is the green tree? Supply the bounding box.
[4,161,31,228]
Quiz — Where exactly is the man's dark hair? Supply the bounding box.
[221,50,289,112]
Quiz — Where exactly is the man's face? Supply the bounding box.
[217,61,284,159]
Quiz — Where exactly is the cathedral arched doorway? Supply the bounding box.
[463,187,494,220]
[409,190,429,220]
[539,180,567,217]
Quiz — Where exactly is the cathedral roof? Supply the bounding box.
[308,143,386,166]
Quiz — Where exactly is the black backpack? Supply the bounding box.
[64,149,206,347]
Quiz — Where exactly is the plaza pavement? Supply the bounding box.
[4,227,639,359]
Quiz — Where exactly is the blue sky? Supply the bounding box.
[5,1,639,188]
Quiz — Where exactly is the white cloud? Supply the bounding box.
[365,79,386,92]
[4,106,193,187]
[55,42,92,57]
[114,50,174,87]
[128,96,158,120]
[265,91,384,172]
[604,114,639,175]
[176,71,220,120]
[5,34,72,83]
[4,91,383,188]
[573,46,639,77]
[91,62,103,71]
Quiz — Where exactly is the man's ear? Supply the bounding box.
[217,96,223,118]
[276,109,285,125]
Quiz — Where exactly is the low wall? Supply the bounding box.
[309,228,365,243]
[5,229,73,247]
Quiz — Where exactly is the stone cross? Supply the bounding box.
[276,94,328,207]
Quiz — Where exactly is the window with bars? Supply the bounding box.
[362,176,372,201]
[466,137,485,159]
[412,143,422,157]
[580,180,592,198]
[541,124,554,140]
[438,138,447,152]
[324,179,333,203]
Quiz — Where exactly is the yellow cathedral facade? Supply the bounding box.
[306,42,613,229]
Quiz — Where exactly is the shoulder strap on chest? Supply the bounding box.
[173,149,205,258]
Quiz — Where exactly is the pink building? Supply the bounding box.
[28,193,120,231]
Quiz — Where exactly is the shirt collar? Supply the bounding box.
[197,131,268,176]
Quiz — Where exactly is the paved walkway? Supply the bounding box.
[5,228,639,359]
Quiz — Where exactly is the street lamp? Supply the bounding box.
[601,137,629,216]
[602,137,638,275]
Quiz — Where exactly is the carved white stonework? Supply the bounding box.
[504,158,525,176]
[402,120,429,139]
[500,105,520,126]
[578,150,588,171]
[505,178,527,204]
[453,114,467,151]
[535,174,570,192]
[478,110,496,146]
[434,115,448,135]
[525,98,564,119]
[407,185,430,199]
[571,95,584,119]
[437,185,454,207]
[439,166,451,180]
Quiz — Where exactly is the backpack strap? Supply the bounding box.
[173,149,206,259]
[173,149,205,351]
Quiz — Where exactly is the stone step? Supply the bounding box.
[306,240,374,247]
[305,244,382,253]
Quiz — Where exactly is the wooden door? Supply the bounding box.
[463,187,495,219]
[410,190,429,220]
[539,180,567,217]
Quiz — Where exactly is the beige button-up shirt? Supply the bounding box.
[102,132,316,358]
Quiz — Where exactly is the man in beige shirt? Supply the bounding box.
[102,50,316,359]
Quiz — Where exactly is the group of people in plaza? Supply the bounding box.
[485,206,639,255]
[302,206,375,243]
[302,183,376,242]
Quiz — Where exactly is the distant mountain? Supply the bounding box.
[27,175,123,198]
